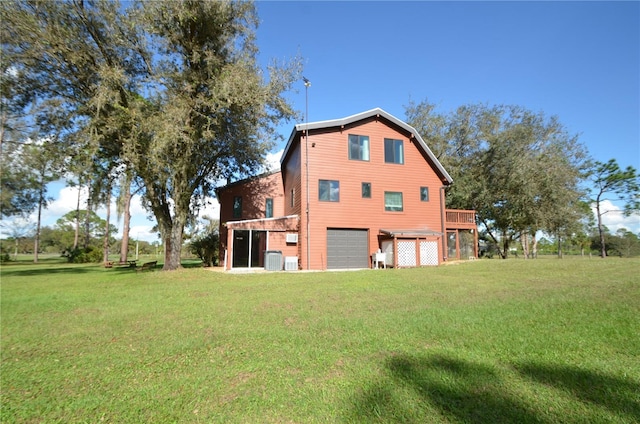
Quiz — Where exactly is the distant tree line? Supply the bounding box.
[479,228,640,259]
[405,100,639,259]
[0,210,161,263]
[2,0,638,269]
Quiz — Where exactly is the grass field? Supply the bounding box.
[1,257,639,423]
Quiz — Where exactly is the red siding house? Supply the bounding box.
[216,108,477,271]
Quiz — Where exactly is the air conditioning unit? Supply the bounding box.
[284,256,298,271]
[286,233,298,243]
[264,251,283,271]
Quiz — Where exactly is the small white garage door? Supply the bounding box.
[326,229,369,269]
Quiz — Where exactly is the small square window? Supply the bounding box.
[362,182,371,198]
[233,196,242,218]
[420,187,429,202]
[348,134,370,161]
[384,191,403,212]
[384,138,404,164]
[265,198,273,218]
[319,180,339,202]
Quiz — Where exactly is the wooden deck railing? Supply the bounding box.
[445,209,476,228]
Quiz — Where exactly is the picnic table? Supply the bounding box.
[104,260,137,268]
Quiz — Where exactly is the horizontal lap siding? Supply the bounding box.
[305,118,444,269]
[267,232,299,261]
[284,141,304,263]
[218,172,286,266]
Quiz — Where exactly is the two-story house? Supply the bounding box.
[216,108,477,271]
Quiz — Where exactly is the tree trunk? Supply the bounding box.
[84,178,92,250]
[74,183,81,250]
[596,200,606,258]
[145,179,188,271]
[480,218,506,259]
[33,174,45,263]
[531,234,537,259]
[502,231,509,259]
[119,188,132,263]
[521,233,529,259]
[103,188,111,263]
[557,233,563,258]
[163,224,183,270]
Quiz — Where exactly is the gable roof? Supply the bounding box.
[280,107,453,184]
[214,169,280,195]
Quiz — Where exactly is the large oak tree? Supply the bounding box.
[130,1,300,269]
[2,0,301,270]
[406,100,588,258]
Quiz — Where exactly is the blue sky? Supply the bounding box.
[255,0,640,235]
[257,1,638,167]
[12,1,639,242]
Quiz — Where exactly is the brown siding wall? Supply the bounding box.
[217,113,468,270]
[283,139,304,261]
[268,232,300,266]
[283,140,302,217]
[302,117,445,269]
[217,172,285,264]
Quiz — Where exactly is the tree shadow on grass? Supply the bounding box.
[1,260,203,277]
[181,260,204,269]
[347,353,545,423]
[0,265,95,277]
[514,362,640,422]
[347,353,640,423]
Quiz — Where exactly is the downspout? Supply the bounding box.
[305,129,310,270]
[303,78,311,270]
[247,229,253,269]
[228,228,233,270]
[440,185,448,262]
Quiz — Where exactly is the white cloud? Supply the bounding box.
[263,149,283,172]
[592,200,640,234]
[129,224,159,243]
[5,150,281,244]
[10,184,159,243]
[40,183,86,226]
[196,197,221,221]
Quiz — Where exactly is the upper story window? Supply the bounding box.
[420,187,429,202]
[233,196,242,218]
[319,180,340,202]
[384,191,403,212]
[362,182,371,198]
[384,138,404,164]
[348,134,370,161]
[290,188,295,208]
[265,198,273,218]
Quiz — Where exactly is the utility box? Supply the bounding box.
[264,250,283,271]
[284,256,298,271]
[381,240,394,267]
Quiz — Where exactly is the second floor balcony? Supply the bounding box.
[445,209,477,230]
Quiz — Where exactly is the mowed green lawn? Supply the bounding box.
[1,258,638,423]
